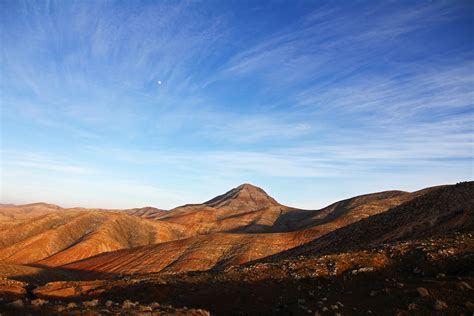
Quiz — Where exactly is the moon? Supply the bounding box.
[157,80,162,85]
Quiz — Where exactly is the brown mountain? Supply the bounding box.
[0,203,169,221]
[0,210,189,266]
[1,182,473,316]
[264,181,473,260]
[0,203,64,220]
[124,207,168,220]
[0,184,293,271]
[204,183,281,210]
[60,184,444,275]
[1,183,469,276]
[153,183,291,235]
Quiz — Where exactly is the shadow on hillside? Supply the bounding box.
[1,233,473,315]
[106,247,474,315]
[224,201,370,234]
[224,208,317,234]
[7,265,119,286]
[25,245,471,315]
[6,183,473,290]
[250,183,474,263]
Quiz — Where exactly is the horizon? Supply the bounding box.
[0,181,464,211]
[1,1,473,209]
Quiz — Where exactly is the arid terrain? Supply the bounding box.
[0,182,472,315]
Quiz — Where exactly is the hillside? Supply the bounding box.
[0,182,472,315]
[150,184,424,236]
[22,233,473,315]
[124,207,168,220]
[0,211,189,266]
[266,181,473,260]
[0,203,169,220]
[0,203,65,220]
[61,230,317,274]
[204,183,281,210]
[156,184,291,234]
[59,184,443,275]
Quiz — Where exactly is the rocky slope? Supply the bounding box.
[268,181,473,259]
[3,234,472,315]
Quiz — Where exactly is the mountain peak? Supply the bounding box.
[204,183,281,210]
[236,183,261,191]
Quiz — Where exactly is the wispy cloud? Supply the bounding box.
[1,151,94,175]
[209,2,464,89]
[295,63,474,117]
[1,1,472,208]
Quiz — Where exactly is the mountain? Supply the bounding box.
[270,186,444,233]
[0,210,189,266]
[146,185,432,236]
[1,182,473,315]
[0,203,64,220]
[204,183,281,210]
[0,203,169,221]
[153,183,291,235]
[265,181,473,259]
[124,207,168,220]
[59,184,445,275]
[0,184,293,270]
[61,231,311,274]
[0,183,446,274]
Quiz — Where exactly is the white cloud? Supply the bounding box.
[1,151,94,175]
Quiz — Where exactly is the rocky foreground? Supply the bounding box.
[0,233,472,315]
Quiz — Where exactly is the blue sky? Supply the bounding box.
[1,1,473,209]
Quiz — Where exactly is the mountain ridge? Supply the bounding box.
[0,182,470,276]
[57,183,464,275]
